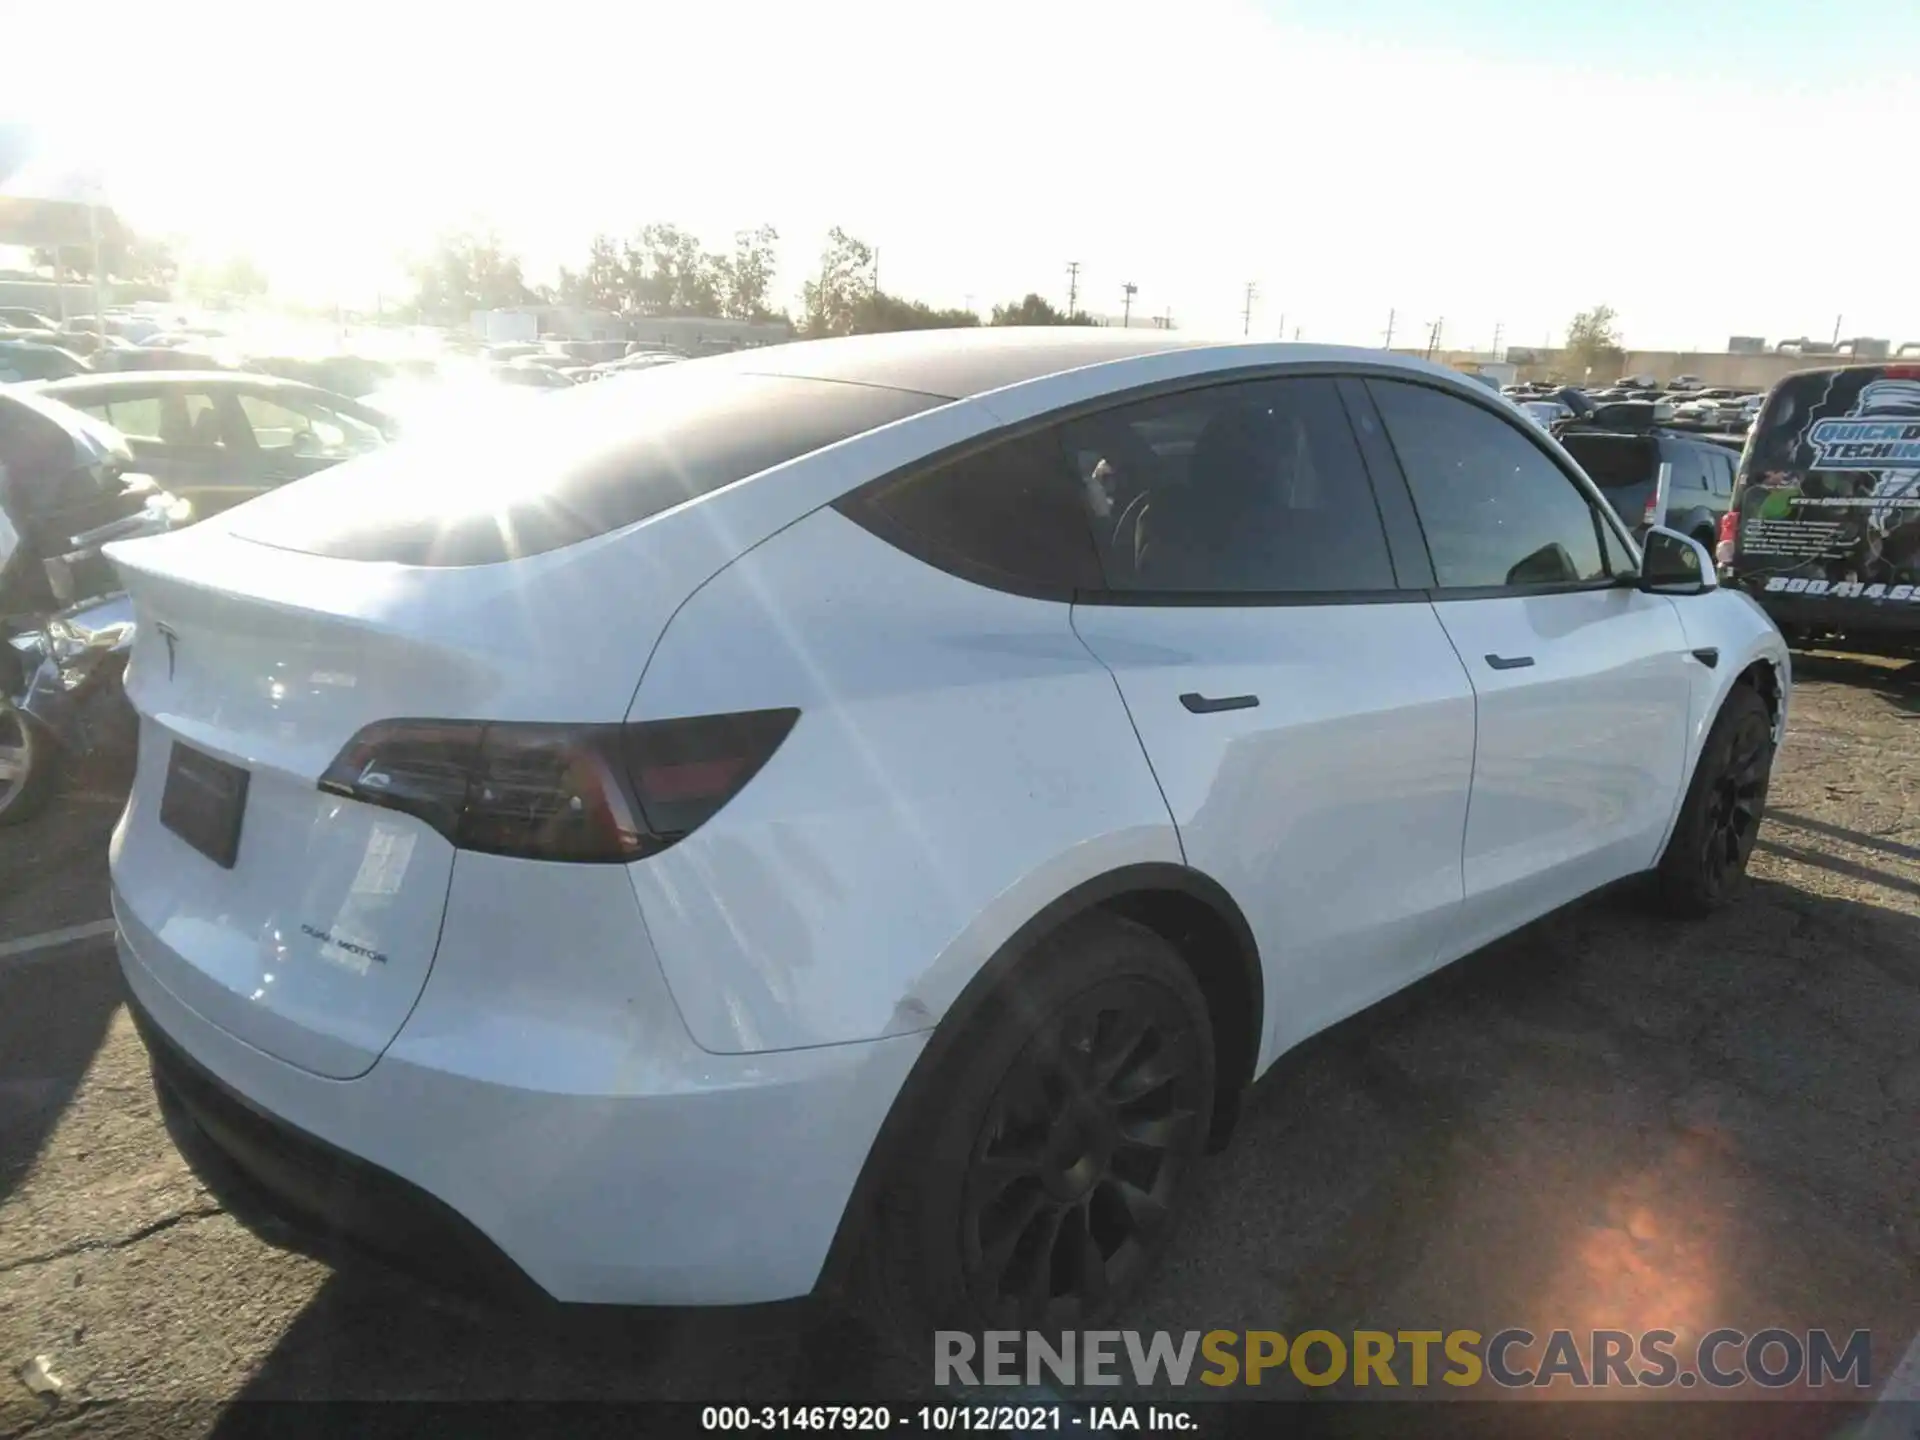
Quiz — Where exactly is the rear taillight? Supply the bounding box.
[1642,491,1660,526]
[1715,509,1738,566]
[319,709,799,863]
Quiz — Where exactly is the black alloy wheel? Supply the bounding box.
[959,978,1207,1330]
[1697,702,1772,903]
[1655,682,1775,916]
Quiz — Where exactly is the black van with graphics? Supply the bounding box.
[1721,364,1920,653]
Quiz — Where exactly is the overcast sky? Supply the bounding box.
[5,0,1918,349]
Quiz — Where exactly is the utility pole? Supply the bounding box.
[1121,282,1137,327]
[1242,281,1257,337]
[1490,321,1503,361]
[1383,308,1395,350]
[1426,317,1444,361]
[872,249,880,297]
[1833,313,1844,346]
[1276,312,1286,340]
[1065,262,1082,319]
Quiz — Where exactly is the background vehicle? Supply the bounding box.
[88,346,238,374]
[245,353,399,399]
[107,332,1787,1337]
[0,389,175,823]
[0,340,91,383]
[0,307,59,331]
[1724,363,1920,653]
[35,372,394,518]
[1557,417,1737,548]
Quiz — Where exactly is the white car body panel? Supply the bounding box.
[626,505,1181,1054]
[1427,588,1695,953]
[1070,599,1477,1067]
[115,858,922,1303]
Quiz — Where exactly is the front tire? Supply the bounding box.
[1654,683,1775,917]
[863,913,1215,1340]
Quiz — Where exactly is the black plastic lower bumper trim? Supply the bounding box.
[123,974,551,1308]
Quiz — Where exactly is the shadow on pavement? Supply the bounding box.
[0,941,124,1207]
[1790,652,1920,711]
[1765,808,1920,864]
[196,873,1918,1410]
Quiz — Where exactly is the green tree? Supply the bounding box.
[557,233,626,312]
[800,227,877,337]
[717,224,780,320]
[852,291,980,333]
[991,292,1097,326]
[625,223,722,316]
[1564,304,1625,378]
[405,228,532,324]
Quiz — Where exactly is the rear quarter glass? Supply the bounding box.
[225,371,944,566]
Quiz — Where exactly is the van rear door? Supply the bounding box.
[1731,366,1920,629]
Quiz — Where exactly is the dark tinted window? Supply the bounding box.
[1370,379,1617,589]
[1706,449,1735,496]
[1663,440,1711,497]
[1061,377,1396,594]
[229,371,943,565]
[841,429,1104,592]
[1559,432,1656,489]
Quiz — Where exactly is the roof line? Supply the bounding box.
[731,369,959,403]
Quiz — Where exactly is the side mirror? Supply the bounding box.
[1638,526,1718,596]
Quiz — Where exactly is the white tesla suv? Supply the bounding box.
[107,331,1789,1330]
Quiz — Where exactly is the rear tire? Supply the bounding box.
[0,704,64,827]
[1653,684,1774,917]
[860,913,1215,1343]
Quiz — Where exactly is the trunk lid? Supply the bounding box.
[105,517,684,1079]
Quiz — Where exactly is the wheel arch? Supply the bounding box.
[814,862,1263,1297]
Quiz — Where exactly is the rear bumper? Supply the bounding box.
[127,975,546,1305]
[115,882,927,1305]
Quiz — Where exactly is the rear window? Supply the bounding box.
[1558,432,1656,489]
[228,369,943,565]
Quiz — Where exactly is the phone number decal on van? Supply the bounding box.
[1763,577,1920,600]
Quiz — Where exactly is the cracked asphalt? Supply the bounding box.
[2,655,1917,1433]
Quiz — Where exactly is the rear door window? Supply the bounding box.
[1062,376,1398,595]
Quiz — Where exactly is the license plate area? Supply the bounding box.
[159,742,249,868]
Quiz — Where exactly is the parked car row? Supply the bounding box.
[1504,377,1765,434]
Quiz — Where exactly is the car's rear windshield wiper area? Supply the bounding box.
[1559,433,1657,489]
[228,371,943,566]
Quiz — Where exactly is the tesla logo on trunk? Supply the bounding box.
[155,622,179,681]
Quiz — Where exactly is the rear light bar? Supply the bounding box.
[1715,509,1738,567]
[318,709,799,863]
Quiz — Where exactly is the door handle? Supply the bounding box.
[1484,653,1535,670]
[1180,692,1259,714]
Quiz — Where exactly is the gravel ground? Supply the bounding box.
[2,657,1917,1433]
